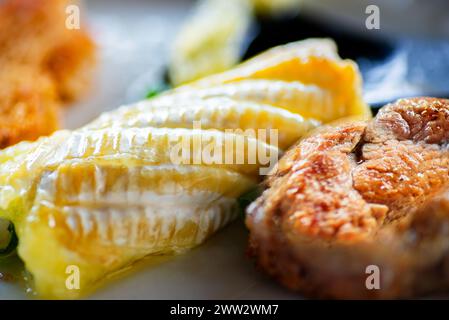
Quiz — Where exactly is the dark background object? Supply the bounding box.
[244,13,394,63]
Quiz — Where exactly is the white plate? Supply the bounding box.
[0,0,298,300]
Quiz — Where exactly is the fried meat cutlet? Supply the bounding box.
[0,0,95,148]
[247,97,449,299]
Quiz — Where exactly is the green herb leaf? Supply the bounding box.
[145,83,170,99]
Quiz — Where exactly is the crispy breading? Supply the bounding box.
[0,0,95,148]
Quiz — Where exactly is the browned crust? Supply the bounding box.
[247,97,449,299]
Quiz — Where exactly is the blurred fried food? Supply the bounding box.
[0,0,95,148]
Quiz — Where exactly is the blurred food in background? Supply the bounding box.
[169,0,253,86]
[169,0,302,86]
[250,0,301,15]
[0,0,95,148]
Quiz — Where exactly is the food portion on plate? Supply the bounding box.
[0,39,369,298]
[169,0,253,86]
[0,0,95,148]
[247,97,449,299]
[169,0,303,86]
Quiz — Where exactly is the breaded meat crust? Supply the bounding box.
[247,97,449,299]
[0,0,95,148]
